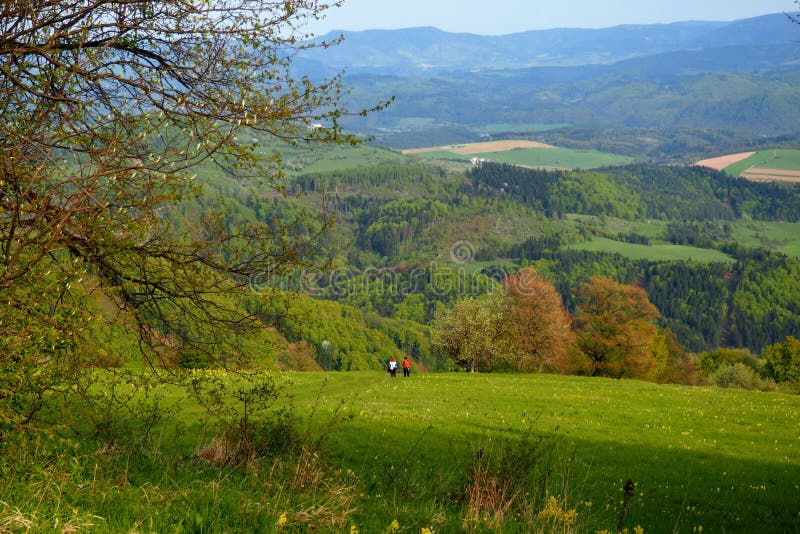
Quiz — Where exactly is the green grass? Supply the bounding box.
[416,146,632,170]
[288,145,409,174]
[284,372,800,532]
[724,149,800,177]
[731,221,800,257]
[411,149,474,161]
[778,241,800,258]
[246,140,409,175]
[567,237,735,263]
[4,371,799,532]
[485,147,632,169]
[567,215,669,239]
[569,217,800,259]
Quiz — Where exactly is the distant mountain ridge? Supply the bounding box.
[301,13,798,74]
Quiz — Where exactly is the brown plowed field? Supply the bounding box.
[744,168,800,178]
[403,140,554,155]
[694,152,756,171]
[741,169,800,183]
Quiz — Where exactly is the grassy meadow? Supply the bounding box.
[731,221,800,258]
[414,146,632,170]
[565,217,800,261]
[567,236,735,263]
[245,140,410,176]
[295,372,800,533]
[5,371,798,533]
[484,147,633,170]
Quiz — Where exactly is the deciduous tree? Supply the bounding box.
[574,277,666,379]
[1,0,383,435]
[763,336,800,389]
[431,294,506,372]
[501,267,577,373]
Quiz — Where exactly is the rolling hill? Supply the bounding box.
[297,13,800,141]
[344,66,800,136]
[300,14,798,74]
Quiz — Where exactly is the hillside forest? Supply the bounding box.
[231,155,793,389]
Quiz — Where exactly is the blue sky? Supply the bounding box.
[307,0,795,35]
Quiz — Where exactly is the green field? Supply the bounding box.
[296,372,800,533]
[3,371,799,532]
[724,149,800,177]
[488,147,632,169]
[732,221,800,258]
[567,217,800,260]
[567,215,669,239]
[567,236,735,263]
[248,141,410,175]
[416,146,632,170]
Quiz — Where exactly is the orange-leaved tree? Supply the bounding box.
[501,267,577,373]
[574,277,667,379]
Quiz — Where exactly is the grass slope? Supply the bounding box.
[245,140,410,176]
[287,372,800,533]
[415,146,632,169]
[567,236,734,263]
[485,147,633,169]
[4,371,798,532]
[732,221,800,258]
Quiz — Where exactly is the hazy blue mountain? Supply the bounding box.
[689,13,800,48]
[301,13,797,75]
[339,46,800,135]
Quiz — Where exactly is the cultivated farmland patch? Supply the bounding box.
[740,168,800,182]
[694,152,756,171]
[695,149,800,183]
[403,139,553,155]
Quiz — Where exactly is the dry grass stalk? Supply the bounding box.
[463,456,516,529]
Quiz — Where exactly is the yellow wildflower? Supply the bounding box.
[350,525,359,534]
[538,496,563,520]
[389,519,400,533]
[634,526,644,534]
[421,528,433,534]
[562,508,578,526]
[537,496,578,524]
[276,512,287,528]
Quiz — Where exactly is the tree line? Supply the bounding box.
[432,269,688,381]
[432,268,800,392]
[468,163,800,222]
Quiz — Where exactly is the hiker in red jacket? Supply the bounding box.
[402,356,411,377]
